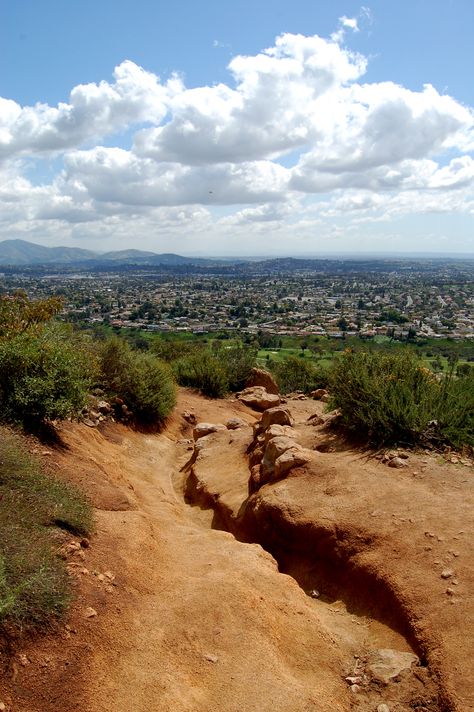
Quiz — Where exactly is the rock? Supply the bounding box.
[260,406,294,430]
[97,400,112,414]
[204,653,219,663]
[249,446,264,468]
[367,649,418,684]
[193,422,227,440]
[182,410,197,425]
[307,413,325,426]
[274,447,311,478]
[311,389,328,400]
[260,435,311,483]
[83,418,97,428]
[226,417,247,430]
[441,569,454,579]
[245,367,279,395]
[320,393,330,403]
[0,701,6,711]
[238,387,280,412]
[264,424,298,444]
[80,537,90,548]
[83,607,98,619]
[377,705,391,712]
[388,457,408,468]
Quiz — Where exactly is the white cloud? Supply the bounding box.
[0,24,473,253]
[60,147,290,206]
[134,33,366,165]
[0,61,172,163]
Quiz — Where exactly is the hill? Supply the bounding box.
[0,239,221,267]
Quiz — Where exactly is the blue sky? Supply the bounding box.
[0,0,473,255]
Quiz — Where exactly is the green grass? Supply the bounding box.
[0,430,93,629]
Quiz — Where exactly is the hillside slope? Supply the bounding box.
[1,390,472,712]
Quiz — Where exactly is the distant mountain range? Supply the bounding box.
[0,240,220,267]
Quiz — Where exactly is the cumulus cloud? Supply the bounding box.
[60,147,289,206]
[0,23,473,252]
[134,33,366,164]
[0,61,172,163]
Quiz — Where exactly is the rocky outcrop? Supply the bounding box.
[237,387,280,411]
[248,407,312,492]
[245,368,279,395]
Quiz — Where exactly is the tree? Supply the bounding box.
[0,291,62,339]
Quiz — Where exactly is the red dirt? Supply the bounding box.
[1,389,473,712]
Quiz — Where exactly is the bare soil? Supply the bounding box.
[1,389,472,712]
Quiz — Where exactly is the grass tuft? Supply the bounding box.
[0,430,93,629]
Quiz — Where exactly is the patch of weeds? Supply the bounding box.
[0,430,93,630]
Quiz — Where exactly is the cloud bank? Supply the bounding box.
[1,22,473,253]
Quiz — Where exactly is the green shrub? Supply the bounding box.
[150,338,204,362]
[328,350,474,448]
[214,343,257,391]
[434,370,474,449]
[99,337,176,423]
[271,355,329,394]
[173,351,229,398]
[0,431,92,628]
[0,325,94,428]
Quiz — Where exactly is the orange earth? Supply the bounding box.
[1,389,473,712]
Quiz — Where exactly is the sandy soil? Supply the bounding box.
[1,389,472,712]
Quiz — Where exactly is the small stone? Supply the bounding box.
[204,653,218,663]
[350,684,361,694]
[19,653,29,666]
[345,676,362,684]
[310,589,320,599]
[80,537,90,548]
[0,702,6,711]
[104,571,115,581]
[388,457,408,468]
[97,574,106,582]
[83,607,98,618]
[446,588,455,596]
[377,705,391,712]
[441,569,454,579]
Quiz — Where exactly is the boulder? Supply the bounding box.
[261,436,308,481]
[264,424,299,444]
[245,368,280,395]
[238,387,280,412]
[260,406,294,430]
[274,447,311,478]
[226,417,247,430]
[366,649,419,685]
[193,422,227,440]
[311,389,328,400]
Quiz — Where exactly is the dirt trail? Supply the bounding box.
[2,390,473,712]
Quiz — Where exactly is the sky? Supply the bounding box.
[1,0,473,256]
